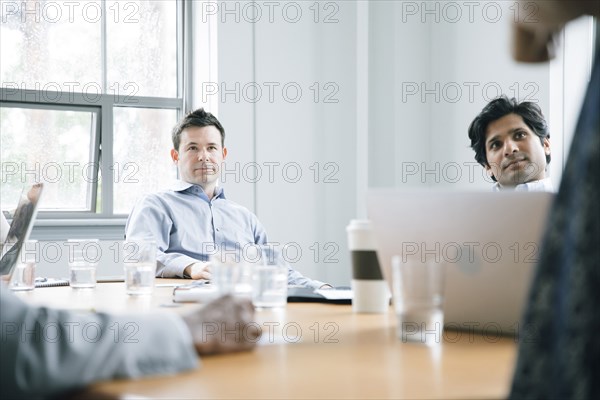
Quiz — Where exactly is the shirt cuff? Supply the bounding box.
[305,280,329,290]
[158,255,199,278]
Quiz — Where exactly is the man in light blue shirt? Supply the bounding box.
[126,108,327,289]
[468,96,554,192]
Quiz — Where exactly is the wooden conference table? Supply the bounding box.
[15,280,517,399]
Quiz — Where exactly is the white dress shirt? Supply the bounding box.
[492,177,554,192]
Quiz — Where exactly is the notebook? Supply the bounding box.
[0,183,44,277]
[367,189,553,334]
[34,277,70,288]
[288,286,352,304]
[172,282,353,304]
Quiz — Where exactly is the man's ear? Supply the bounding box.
[222,147,228,160]
[170,148,179,163]
[543,137,551,156]
[485,164,496,181]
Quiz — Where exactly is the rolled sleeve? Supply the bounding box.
[287,266,328,289]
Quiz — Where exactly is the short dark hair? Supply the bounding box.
[172,108,225,150]
[468,96,550,171]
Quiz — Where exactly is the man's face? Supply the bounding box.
[484,113,550,187]
[170,125,227,191]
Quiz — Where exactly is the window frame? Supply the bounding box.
[0,0,190,225]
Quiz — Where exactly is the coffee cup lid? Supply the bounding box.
[346,219,372,231]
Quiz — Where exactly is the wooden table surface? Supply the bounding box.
[15,280,517,399]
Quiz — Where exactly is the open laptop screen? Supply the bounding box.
[0,183,43,276]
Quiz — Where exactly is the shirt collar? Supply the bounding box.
[492,177,554,192]
[171,180,226,199]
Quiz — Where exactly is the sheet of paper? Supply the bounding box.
[314,289,353,300]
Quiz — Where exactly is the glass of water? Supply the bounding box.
[9,240,38,291]
[211,251,253,298]
[392,256,445,346]
[68,239,100,289]
[123,240,156,295]
[251,246,288,308]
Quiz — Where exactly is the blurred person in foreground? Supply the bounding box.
[0,289,260,399]
[508,1,600,398]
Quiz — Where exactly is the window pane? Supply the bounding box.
[0,106,97,211]
[0,0,101,92]
[113,107,177,214]
[107,1,177,98]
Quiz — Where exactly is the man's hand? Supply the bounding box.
[181,295,261,355]
[184,261,211,280]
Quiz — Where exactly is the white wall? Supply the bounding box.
[215,1,358,285]
[32,240,126,280]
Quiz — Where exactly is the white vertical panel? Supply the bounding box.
[216,0,256,211]
[356,0,369,219]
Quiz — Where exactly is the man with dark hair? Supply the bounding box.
[168,108,227,204]
[468,96,553,191]
[126,108,328,288]
[172,108,226,150]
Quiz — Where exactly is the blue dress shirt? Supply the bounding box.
[125,181,325,289]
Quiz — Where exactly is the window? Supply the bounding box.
[1,104,99,211]
[1,0,185,218]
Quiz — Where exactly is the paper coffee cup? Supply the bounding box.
[346,219,389,313]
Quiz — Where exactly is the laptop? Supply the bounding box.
[0,183,44,277]
[367,189,553,335]
[1,185,124,286]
